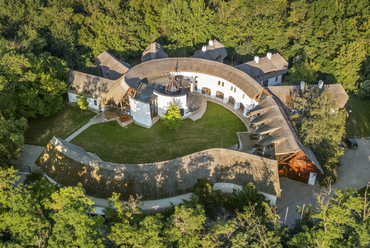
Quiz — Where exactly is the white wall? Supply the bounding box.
[68,92,100,111]
[129,98,152,127]
[155,92,188,117]
[180,71,253,111]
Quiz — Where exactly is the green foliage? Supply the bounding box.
[162,101,182,130]
[291,88,347,171]
[356,80,370,100]
[287,61,319,85]
[231,182,267,214]
[75,94,89,114]
[45,184,105,248]
[0,114,27,161]
[161,0,215,46]
[164,201,206,247]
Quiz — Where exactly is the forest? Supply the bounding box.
[2,167,370,247]
[0,0,369,162]
[0,0,370,246]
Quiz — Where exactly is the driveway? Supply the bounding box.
[277,138,370,226]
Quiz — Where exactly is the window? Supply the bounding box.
[229,96,235,105]
[222,82,224,87]
[218,81,221,86]
[202,87,211,95]
[243,94,245,99]
[234,88,236,93]
[230,86,233,91]
[275,77,278,82]
[94,100,97,106]
[216,91,224,100]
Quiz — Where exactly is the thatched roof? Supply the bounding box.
[36,137,281,200]
[141,42,169,63]
[95,51,131,80]
[191,39,227,62]
[68,70,115,99]
[105,78,132,104]
[125,58,263,99]
[269,84,348,109]
[235,53,288,80]
[68,70,134,105]
[247,95,324,173]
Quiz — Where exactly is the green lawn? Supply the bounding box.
[345,95,370,137]
[25,105,96,146]
[72,102,247,164]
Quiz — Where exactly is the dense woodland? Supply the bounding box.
[0,0,370,246]
[0,0,369,162]
[2,168,370,247]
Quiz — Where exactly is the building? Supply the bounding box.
[235,52,289,87]
[58,41,349,204]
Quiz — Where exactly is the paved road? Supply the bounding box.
[277,138,370,226]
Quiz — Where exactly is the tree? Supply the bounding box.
[289,186,370,247]
[0,114,27,162]
[44,184,105,248]
[75,94,89,114]
[286,61,319,85]
[356,80,370,100]
[162,101,181,130]
[164,199,206,247]
[291,88,347,171]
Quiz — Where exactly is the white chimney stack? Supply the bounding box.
[267,52,272,60]
[202,45,207,52]
[300,81,305,90]
[254,56,259,63]
[208,40,214,46]
[318,80,324,89]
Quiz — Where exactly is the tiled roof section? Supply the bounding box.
[124,58,263,99]
[235,53,288,80]
[141,42,169,63]
[68,70,115,99]
[191,39,227,62]
[95,51,131,80]
[269,84,348,109]
[254,119,282,135]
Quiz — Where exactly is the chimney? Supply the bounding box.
[267,52,272,60]
[202,45,207,52]
[300,81,305,90]
[254,56,259,63]
[208,40,214,46]
[318,80,324,89]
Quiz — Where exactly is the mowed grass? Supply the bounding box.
[25,105,96,146]
[345,95,370,137]
[72,102,247,163]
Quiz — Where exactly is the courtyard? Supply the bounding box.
[71,102,247,163]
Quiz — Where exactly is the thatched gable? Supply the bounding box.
[191,39,227,62]
[36,137,281,200]
[68,70,115,100]
[95,51,131,80]
[141,42,169,63]
[235,53,288,80]
[269,84,348,109]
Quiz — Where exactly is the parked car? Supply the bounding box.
[343,138,358,149]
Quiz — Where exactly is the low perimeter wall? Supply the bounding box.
[37,137,280,201]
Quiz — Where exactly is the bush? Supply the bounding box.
[356,80,370,100]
